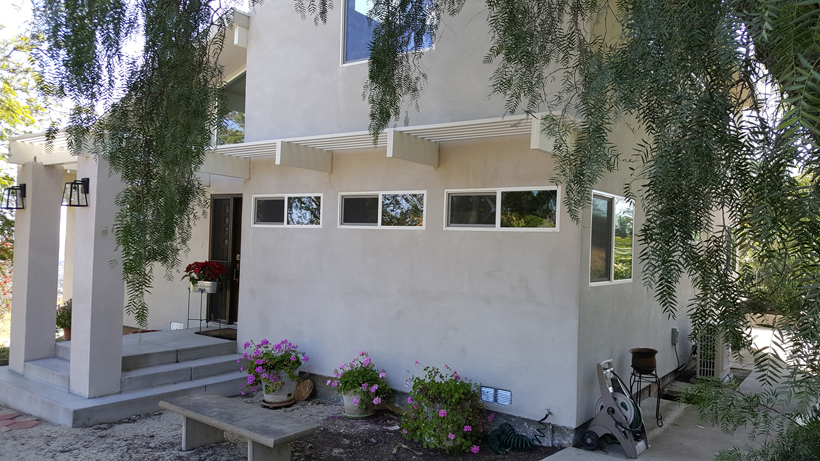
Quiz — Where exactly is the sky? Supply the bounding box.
[0,1,32,40]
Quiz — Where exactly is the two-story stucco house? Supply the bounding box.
[2,1,694,439]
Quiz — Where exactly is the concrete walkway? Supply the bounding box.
[547,397,754,460]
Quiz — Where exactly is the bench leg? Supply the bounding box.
[248,440,291,461]
[182,416,225,450]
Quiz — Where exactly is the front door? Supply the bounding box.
[209,196,242,324]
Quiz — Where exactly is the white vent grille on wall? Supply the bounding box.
[481,386,512,406]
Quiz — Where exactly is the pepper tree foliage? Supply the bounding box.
[33,0,259,329]
[349,0,820,458]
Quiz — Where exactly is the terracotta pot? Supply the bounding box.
[629,348,658,373]
[62,327,71,341]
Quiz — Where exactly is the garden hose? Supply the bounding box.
[532,410,552,446]
[488,423,534,454]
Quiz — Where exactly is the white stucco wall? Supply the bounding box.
[236,136,583,427]
[243,2,560,140]
[124,174,244,330]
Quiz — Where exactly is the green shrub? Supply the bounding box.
[56,298,72,330]
[329,352,391,410]
[401,364,486,453]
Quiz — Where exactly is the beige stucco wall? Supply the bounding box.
[243,2,561,140]
[236,136,583,427]
[574,120,696,426]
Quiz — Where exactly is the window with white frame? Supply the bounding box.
[253,194,322,227]
[339,191,425,228]
[444,188,559,230]
[342,0,434,64]
[590,192,634,283]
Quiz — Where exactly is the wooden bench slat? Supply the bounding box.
[160,394,318,447]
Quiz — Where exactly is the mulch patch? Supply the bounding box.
[289,410,561,460]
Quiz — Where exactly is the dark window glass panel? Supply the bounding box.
[590,195,613,282]
[448,194,496,226]
[342,196,378,225]
[255,198,284,224]
[614,198,634,280]
[288,196,321,225]
[382,193,424,226]
[500,190,557,228]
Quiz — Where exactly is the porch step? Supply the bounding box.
[23,357,70,390]
[54,329,238,372]
[120,354,242,392]
[0,366,246,427]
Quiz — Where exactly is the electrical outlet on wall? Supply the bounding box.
[671,327,679,345]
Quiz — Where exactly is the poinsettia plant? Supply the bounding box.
[239,339,309,394]
[329,352,390,410]
[181,261,226,284]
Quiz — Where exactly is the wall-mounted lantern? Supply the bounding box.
[62,178,89,207]
[1,184,26,210]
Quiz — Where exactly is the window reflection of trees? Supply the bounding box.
[287,196,321,225]
[381,193,424,226]
[613,199,634,280]
[500,190,557,228]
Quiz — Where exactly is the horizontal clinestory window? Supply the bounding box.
[338,191,426,229]
[444,187,560,231]
[252,194,322,227]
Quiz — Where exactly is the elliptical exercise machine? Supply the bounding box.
[580,359,648,459]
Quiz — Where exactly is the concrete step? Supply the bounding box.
[23,358,70,390]
[56,330,238,372]
[119,354,242,392]
[0,366,246,427]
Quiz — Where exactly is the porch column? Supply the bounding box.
[9,163,63,374]
[69,156,125,398]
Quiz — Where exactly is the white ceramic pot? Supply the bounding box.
[263,373,298,404]
[343,391,374,418]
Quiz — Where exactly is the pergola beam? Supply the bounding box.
[198,151,250,179]
[276,140,332,173]
[387,129,439,168]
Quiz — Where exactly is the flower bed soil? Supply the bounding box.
[0,397,563,460]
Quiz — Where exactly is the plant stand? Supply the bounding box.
[186,283,221,331]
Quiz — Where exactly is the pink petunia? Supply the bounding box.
[448,433,455,440]
[353,397,359,406]
[471,445,480,454]
[407,396,412,404]
[438,409,447,417]
[373,397,381,405]
[464,426,472,432]
[326,380,332,386]
[379,372,386,378]
[362,383,369,390]
[488,413,495,422]
[370,384,378,393]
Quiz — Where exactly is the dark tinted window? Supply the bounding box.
[590,195,612,282]
[255,198,285,224]
[448,194,496,226]
[342,196,379,225]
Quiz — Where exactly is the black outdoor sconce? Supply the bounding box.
[1,184,26,210]
[62,178,89,207]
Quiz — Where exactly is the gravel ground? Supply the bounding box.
[0,396,561,461]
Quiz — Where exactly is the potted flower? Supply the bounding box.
[401,363,486,454]
[239,339,309,406]
[181,261,226,293]
[329,352,390,418]
[56,299,72,341]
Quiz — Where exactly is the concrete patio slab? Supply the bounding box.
[546,397,755,461]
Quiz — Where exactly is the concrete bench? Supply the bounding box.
[160,393,318,461]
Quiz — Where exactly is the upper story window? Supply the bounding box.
[342,0,434,64]
[590,192,634,283]
[253,194,322,227]
[339,191,426,228]
[218,72,245,145]
[444,187,559,231]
